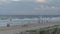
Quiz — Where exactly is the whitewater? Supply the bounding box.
[0,17,60,26]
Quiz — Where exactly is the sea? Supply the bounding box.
[0,15,60,26]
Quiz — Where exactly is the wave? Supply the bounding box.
[0,17,60,26]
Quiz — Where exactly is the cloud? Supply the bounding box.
[11,0,21,1]
[35,0,47,3]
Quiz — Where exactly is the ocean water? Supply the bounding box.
[0,15,60,26]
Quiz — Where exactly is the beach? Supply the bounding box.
[0,21,60,34]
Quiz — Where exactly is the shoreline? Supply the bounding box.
[0,21,60,31]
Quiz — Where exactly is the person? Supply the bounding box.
[7,23,10,27]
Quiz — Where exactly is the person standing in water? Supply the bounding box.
[7,17,12,27]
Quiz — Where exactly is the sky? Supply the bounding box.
[0,0,60,15]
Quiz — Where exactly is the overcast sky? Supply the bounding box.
[0,0,60,15]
